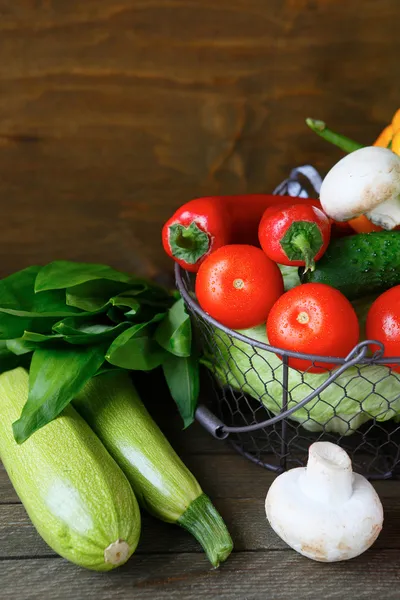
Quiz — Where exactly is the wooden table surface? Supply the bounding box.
[1,399,400,600]
[1,1,400,598]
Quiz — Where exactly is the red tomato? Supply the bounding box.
[366,286,400,371]
[195,244,284,330]
[266,283,360,372]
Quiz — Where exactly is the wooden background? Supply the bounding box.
[0,0,399,281]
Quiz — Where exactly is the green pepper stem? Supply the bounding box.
[178,493,233,568]
[306,118,364,153]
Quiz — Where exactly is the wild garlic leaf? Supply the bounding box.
[0,267,81,339]
[35,261,133,292]
[162,353,199,428]
[0,340,27,372]
[12,344,106,444]
[53,317,131,345]
[106,314,166,370]
[155,298,191,357]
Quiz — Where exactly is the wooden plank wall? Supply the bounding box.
[0,0,399,279]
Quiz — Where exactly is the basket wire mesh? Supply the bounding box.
[176,166,400,480]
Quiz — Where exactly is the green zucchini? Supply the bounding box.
[73,371,233,568]
[301,231,400,299]
[0,367,141,571]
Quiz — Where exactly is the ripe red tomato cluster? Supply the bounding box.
[193,202,400,373]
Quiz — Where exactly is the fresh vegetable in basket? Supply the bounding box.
[301,231,400,300]
[306,109,400,233]
[73,371,233,568]
[205,322,400,435]
[265,442,383,562]
[319,146,400,231]
[258,204,331,273]
[366,285,400,371]
[195,245,284,329]
[0,261,199,441]
[0,367,141,571]
[201,268,400,435]
[266,283,359,372]
[162,194,348,273]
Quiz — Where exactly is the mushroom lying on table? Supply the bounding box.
[265,442,384,562]
[320,146,400,230]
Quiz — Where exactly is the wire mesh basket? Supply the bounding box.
[175,166,400,480]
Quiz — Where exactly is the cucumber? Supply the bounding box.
[73,371,233,568]
[0,367,141,571]
[301,231,400,299]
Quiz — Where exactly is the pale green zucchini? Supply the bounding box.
[73,371,233,567]
[0,367,141,571]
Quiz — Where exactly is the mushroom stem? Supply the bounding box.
[367,195,400,229]
[319,146,400,228]
[301,442,353,505]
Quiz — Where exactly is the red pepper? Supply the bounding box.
[258,204,331,273]
[162,194,326,272]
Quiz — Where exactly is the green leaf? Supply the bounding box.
[65,279,138,312]
[52,317,131,345]
[94,364,125,377]
[106,316,166,370]
[0,266,82,339]
[106,306,127,324]
[6,339,36,355]
[0,266,42,310]
[35,261,134,292]
[0,266,77,314]
[0,341,27,372]
[66,280,172,313]
[107,335,166,371]
[0,304,108,340]
[52,261,173,314]
[110,293,141,314]
[162,353,199,428]
[12,345,106,443]
[124,308,140,317]
[6,332,64,355]
[21,331,62,343]
[155,298,192,357]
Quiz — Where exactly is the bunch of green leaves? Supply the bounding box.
[0,261,199,444]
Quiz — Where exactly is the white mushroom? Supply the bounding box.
[265,442,383,562]
[320,146,400,229]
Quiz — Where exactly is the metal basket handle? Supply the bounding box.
[196,340,383,439]
[272,164,323,197]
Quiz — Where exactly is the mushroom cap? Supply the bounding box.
[265,467,383,562]
[320,146,400,222]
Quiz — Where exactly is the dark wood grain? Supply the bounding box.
[0,0,399,280]
[2,491,400,560]
[2,551,400,600]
